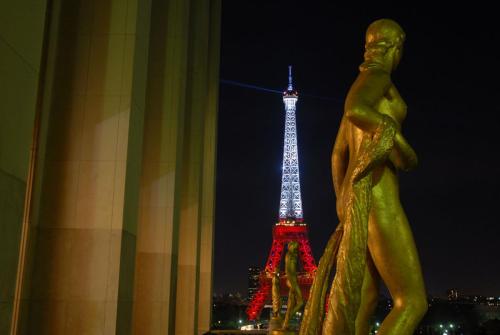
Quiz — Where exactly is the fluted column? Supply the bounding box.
[131,0,220,334]
[0,1,50,333]
[17,0,145,333]
[1,0,220,334]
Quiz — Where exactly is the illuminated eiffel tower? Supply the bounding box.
[246,66,317,321]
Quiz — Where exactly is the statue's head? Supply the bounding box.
[363,19,405,72]
[288,241,299,254]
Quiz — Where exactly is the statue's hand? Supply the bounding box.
[392,131,418,171]
[389,148,407,170]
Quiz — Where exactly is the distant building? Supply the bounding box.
[447,288,459,301]
[248,266,261,300]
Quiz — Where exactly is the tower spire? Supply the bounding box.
[288,65,293,91]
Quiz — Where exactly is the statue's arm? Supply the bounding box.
[390,132,418,171]
[344,69,392,132]
[331,119,348,198]
[345,69,417,171]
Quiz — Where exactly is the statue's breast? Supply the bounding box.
[376,85,407,125]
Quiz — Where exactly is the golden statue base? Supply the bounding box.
[270,330,297,335]
[267,316,283,334]
[268,317,296,335]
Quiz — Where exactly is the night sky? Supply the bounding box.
[214,2,500,297]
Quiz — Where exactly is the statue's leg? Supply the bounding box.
[283,293,296,329]
[355,253,380,335]
[293,286,304,315]
[367,204,427,335]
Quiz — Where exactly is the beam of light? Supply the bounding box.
[220,79,283,94]
[220,78,343,103]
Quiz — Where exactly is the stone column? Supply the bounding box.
[0,1,50,333]
[17,0,144,333]
[1,0,220,334]
[197,2,221,331]
[131,0,220,334]
[131,0,191,333]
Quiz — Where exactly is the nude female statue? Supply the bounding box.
[300,19,427,335]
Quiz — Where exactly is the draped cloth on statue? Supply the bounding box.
[299,116,396,335]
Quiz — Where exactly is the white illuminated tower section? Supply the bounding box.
[279,66,303,222]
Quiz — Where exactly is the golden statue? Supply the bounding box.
[282,241,304,330]
[300,19,427,335]
[272,271,282,318]
[269,271,284,333]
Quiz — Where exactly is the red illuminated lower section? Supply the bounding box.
[246,223,317,320]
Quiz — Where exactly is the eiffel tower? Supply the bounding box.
[246,66,317,321]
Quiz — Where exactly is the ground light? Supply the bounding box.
[436,322,458,335]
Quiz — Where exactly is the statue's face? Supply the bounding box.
[364,19,405,73]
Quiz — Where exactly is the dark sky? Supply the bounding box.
[214,2,500,297]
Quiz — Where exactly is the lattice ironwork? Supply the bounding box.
[246,224,317,320]
[246,67,317,321]
[279,66,303,221]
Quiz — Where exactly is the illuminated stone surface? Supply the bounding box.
[0,0,220,334]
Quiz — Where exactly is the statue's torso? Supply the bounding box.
[344,83,407,205]
[376,85,407,126]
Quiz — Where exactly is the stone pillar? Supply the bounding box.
[131,0,220,334]
[197,2,221,331]
[0,1,50,333]
[0,0,221,334]
[130,0,191,333]
[18,0,143,333]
